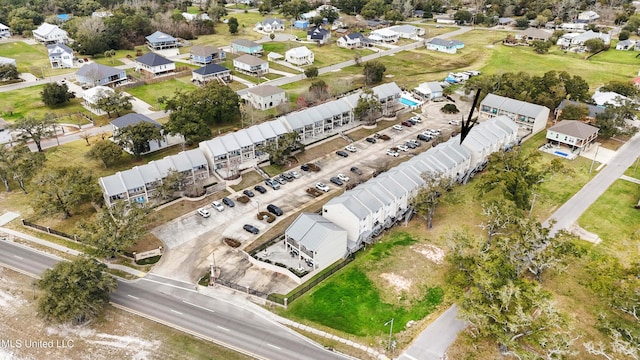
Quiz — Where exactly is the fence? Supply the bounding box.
[212,278,270,299]
[22,219,79,242]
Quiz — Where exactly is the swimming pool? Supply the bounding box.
[554,151,569,157]
[400,97,419,107]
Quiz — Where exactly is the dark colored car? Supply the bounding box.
[405,141,417,149]
[407,119,417,125]
[243,189,255,197]
[336,150,349,157]
[401,121,412,127]
[243,224,259,234]
[282,172,294,181]
[365,137,376,144]
[350,166,363,175]
[330,176,343,186]
[301,163,310,171]
[373,133,382,139]
[266,204,283,216]
[254,185,267,194]
[417,134,431,141]
[222,197,235,207]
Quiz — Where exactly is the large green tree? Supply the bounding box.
[0,64,19,81]
[32,166,100,218]
[38,257,116,324]
[85,139,123,168]
[11,113,57,152]
[263,131,303,166]
[412,175,451,229]
[353,88,382,125]
[228,17,238,34]
[91,90,133,118]
[114,122,163,159]
[163,82,241,144]
[558,104,590,121]
[8,145,45,193]
[41,82,75,107]
[363,60,386,85]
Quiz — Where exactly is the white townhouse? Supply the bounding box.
[34,23,68,43]
[413,81,443,100]
[244,85,286,110]
[285,213,348,270]
[479,93,550,135]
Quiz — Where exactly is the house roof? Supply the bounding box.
[308,27,329,40]
[519,27,552,40]
[0,56,16,66]
[190,45,222,57]
[34,23,66,37]
[415,81,443,94]
[261,17,284,26]
[372,82,402,99]
[135,53,173,66]
[592,90,628,106]
[481,93,549,119]
[146,31,177,43]
[548,120,599,139]
[371,28,397,37]
[75,62,123,79]
[193,63,229,75]
[345,32,365,40]
[286,213,346,251]
[82,86,114,103]
[428,38,464,47]
[286,46,312,57]
[232,39,261,48]
[388,24,420,34]
[267,52,283,60]
[47,43,73,56]
[111,113,161,129]
[247,85,284,97]
[0,23,10,30]
[557,99,605,119]
[572,30,610,44]
[234,54,267,66]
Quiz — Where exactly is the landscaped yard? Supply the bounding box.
[0,41,50,73]
[125,77,197,109]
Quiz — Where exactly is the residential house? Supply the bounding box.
[99,148,209,207]
[577,10,600,23]
[190,45,225,65]
[294,20,309,29]
[497,17,515,26]
[82,86,114,110]
[413,10,425,18]
[233,54,269,76]
[0,23,11,38]
[592,90,629,107]
[366,19,389,29]
[434,15,456,25]
[146,31,178,51]
[558,23,587,32]
[135,53,176,76]
[255,18,285,32]
[413,82,443,101]
[231,39,263,55]
[368,28,400,43]
[244,85,286,110]
[426,38,465,54]
[515,28,552,42]
[300,11,317,20]
[285,46,314,65]
[307,27,331,44]
[34,23,68,44]
[555,99,605,123]
[388,24,425,39]
[546,120,599,154]
[111,113,170,155]
[284,213,348,270]
[267,52,283,61]
[337,32,371,49]
[616,39,635,50]
[75,63,127,87]
[191,63,232,84]
[558,30,610,51]
[479,93,550,134]
[47,43,74,69]
[182,12,211,22]
[91,11,113,18]
[0,56,16,67]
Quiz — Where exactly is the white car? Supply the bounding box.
[290,170,301,178]
[337,173,350,182]
[410,116,422,123]
[397,145,409,152]
[392,124,403,131]
[211,201,224,212]
[345,145,357,152]
[386,150,399,157]
[448,120,460,126]
[315,182,330,192]
[197,208,211,218]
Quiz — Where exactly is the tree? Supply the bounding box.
[558,104,590,121]
[91,90,133,118]
[263,131,303,166]
[479,200,515,247]
[308,79,330,102]
[9,145,45,194]
[584,38,605,53]
[269,33,275,41]
[104,49,116,64]
[531,40,551,54]
[114,122,164,159]
[454,10,472,24]
[619,30,630,41]
[515,17,530,29]
[38,257,116,324]
[80,202,150,259]
[384,9,403,23]
[85,140,123,168]
[228,17,238,34]
[353,88,382,125]
[304,66,319,79]
[600,80,640,98]
[363,61,386,85]
[163,82,241,144]
[73,17,111,56]
[0,64,20,81]
[595,104,638,139]
[0,146,11,192]
[32,166,100,218]
[412,175,451,229]
[280,0,310,19]
[11,114,57,152]
[320,8,340,24]
[156,169,187,199]
[40,83,75,107]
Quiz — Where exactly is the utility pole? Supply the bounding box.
[589,144,600,173]
[528,192,538,218]
[384,318,394,352]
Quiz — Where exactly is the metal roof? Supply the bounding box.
[134,164,161,184]
[193,63,229,75]
[99,173,127,196]
[480,93,548,119]
[548,120,599,139]
[286,213,346,251]
[146,31,177,43]
[220,133,241,152]
[111,113,160,129]
[135,53,173,67]
[76,63,123,79]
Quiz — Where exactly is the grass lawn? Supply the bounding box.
[0,85,96,122]
[125,78,197,109]
[285,232,443,339]
[230,171,264,191]
[0,41,50,74]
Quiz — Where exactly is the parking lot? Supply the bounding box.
[150,96,472,294]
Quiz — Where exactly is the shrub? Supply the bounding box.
[223,238,241,248]
[441,104,459,114]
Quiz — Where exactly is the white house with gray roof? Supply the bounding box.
[426,38,465,54]
[75,63,127,87]
[99,148,209,207]
[110,113,172,155]
[479,93,550,135]
[47,43,74,68]
[34,23,68,43]
[285,213,348,270]
[135,53,175,76]
[146,31,178,50]
[388,24,425,39]
[413,81,443,100]
[244,85,286,110]
[546,120,599,154]
[255,18,285,32]
[0,23,11,38]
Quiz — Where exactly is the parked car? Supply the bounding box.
[392,124,403,131]
[275,176,287,185]
[290,171,301,178]
[407,119,416,125]
[197,208,210,218]
[365,137,376,143]
[448,120,460,126]
[408,139,421,147]
[265,178,281,190]
[345,145,357,152]
[405,141,417,149]
[266,204,283,216]
[350,166,363,175]
[315,182,330,192]
[243,224,259,234]
[330,177,343,186]
[211,201,225,212]
[417,133,431,141]
[373,133,382,139]
[222,197,235,207]
[410,116,422,123]
[401,121,412,127]
[301,163,310,171]
[386,149,399,157]
[243,189,255,198]
[254,185,267,194]
[336,150,349,157]
[397,145,409,152]
[282,173,294,181]
[337,173,350,182]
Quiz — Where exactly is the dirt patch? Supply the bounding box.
[380,273,412,293]
[412,244,445,264]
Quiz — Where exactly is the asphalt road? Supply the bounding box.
[0,239,350,360]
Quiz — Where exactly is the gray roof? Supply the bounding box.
[428,38,464,47]
[388,24,419,34]
[99,173,127,196]
[76,63,123,79]
[286,213,346,251]
[199,118,291,157]
[146,31,177,43]
[136,52,173,67]
[481,93,549,119]
[325,194,371,219]
[234,54,267,66]
[193,63,229,75]
[47,43,73,56]
[282,97,352,130]
[519,28,552,40]
[557,99,605,119]
[308,27,330,40]
[232,39,261,48]
[373,82,402,100]
[261,18,284,26]
[190,45,222,57]
[247,85,284,97]
[111,113,161,129]
[548,120,599,139]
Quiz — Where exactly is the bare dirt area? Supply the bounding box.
[0,267,250,360]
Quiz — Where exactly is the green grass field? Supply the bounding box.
[125,78,196,109]
[0,41,50,73]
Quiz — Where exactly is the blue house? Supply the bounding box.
[294,20,309,29]
[426,38,465,54]
[190,45,225,64]
[75,63,127,87]
[146,31,178,51]
[231,39,263,55]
